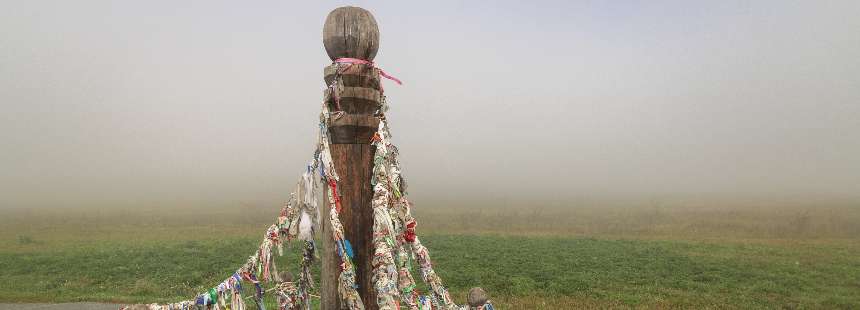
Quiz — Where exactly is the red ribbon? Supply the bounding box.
[404,220,417,242]
[370,132,382,143]
[328,179,342,214]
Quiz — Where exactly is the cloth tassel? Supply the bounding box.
[298,211,313,241]
[130,65,493,310]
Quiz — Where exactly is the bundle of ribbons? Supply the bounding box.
[123,61,494,310]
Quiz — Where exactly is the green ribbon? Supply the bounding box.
[208,287,218,305]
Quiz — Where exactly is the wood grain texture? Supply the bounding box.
[328,114,380,128]
[320,8,383,309]
[331,144,377,309]
[320,143,377,310]
[337,87,381,103]
[323,7,379,61]
[326,64,382,115]
[328,125,378,144]
[328,114,380,144]
[324,63,380,87]
[319,192,339,310]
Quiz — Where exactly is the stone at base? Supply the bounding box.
[467,287,489,307]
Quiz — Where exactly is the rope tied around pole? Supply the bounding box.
[334,58,403,93]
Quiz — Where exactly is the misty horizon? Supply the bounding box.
[1,1,858,210]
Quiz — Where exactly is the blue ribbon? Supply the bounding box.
[344,239,354,259]
[232,273,243,291]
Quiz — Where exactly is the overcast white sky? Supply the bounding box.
[1,1,858,209]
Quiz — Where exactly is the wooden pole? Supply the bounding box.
[320,6,381,310]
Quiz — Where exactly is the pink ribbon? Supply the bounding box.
[334,58,403,91]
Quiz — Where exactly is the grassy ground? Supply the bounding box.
[1,205,859,309]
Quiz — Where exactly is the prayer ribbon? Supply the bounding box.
[124,61,501,310]
[334,57,403,93]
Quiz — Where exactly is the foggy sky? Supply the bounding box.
[1,1,858,210]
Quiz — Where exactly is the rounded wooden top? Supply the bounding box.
[323,6,379,61]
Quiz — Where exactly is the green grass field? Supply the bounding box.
[1,204,859,309]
